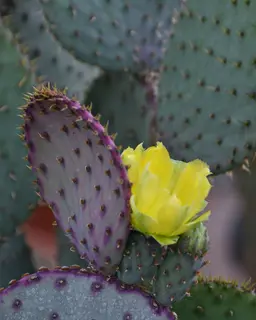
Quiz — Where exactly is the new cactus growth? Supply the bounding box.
[0,234,35,288]
[21,86,131,275]
[177,222,209,257]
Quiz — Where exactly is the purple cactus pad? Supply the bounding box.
[22,86,131,274]
[0,267,176,320]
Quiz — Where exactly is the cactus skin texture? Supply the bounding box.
[40,0,181,72]
[152,248,205,305]
[0,19,37,237]
[56,228,88,267]
[152,224,209,306]
[172,277,256,320]
[86,71,153,149]
[117,231,166,289]
[157,0,256,174]
[0,234,35,288]
[3,0,101,101]
[0,267,176,320]
[118,225,208,306]
[22,86,131,275]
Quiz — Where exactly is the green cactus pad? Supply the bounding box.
[86,71,154,149]
[173,277,256,319]
[56,228,88,267]
[117,231,166,288]
[158,0,256,174]
[40,0,181,72]
[0,19,37,236]
[0,267,176,319]
[153,248,205,305]
[0,234,35,288]
[3,0,101,101]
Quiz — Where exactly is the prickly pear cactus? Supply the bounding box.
[0,234,35,288]
[151,223,209,305]
[22,86,131,275]
[86,71,154,149]
[117,231,166,288]
[3,0,101,101]
[153,248,205,305]
[157,0,256,174]
[173,277,256,320]
[40,0,182,72]
[0,19,37,236]
[0,267,176,320]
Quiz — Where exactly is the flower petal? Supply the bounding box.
[130,202,158,234]
[172,210,211,236]
[151,234,180,246]
[140,142,173,189]
[172,159,211,207]
[121,143,144,189]
[132,171,160,216]
[155,195,188,235]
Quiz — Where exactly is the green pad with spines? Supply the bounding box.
[157,0,256,174]
[152,224,209,306]
[40,0,181,72]
[173,277,256,320]
[86,71,152,149]
[0,19,37,236]
[0,267,175,319]
[56,228,88,267]
[117,231,166,289]
[153,248,204,305]
[0,234,35,288]
[3,0,101,101]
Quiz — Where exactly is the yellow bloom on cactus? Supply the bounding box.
[121,142,212,246]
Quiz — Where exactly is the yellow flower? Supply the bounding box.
[121,142,212,245]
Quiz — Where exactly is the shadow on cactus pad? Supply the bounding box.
[0,19,37,236]
[56,227,88,267]
[0,267,176,319]
[0,234,35,288]
[85,71,154,149]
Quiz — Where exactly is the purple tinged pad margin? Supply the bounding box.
[0,267,176,320]
[21,86,131,275]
